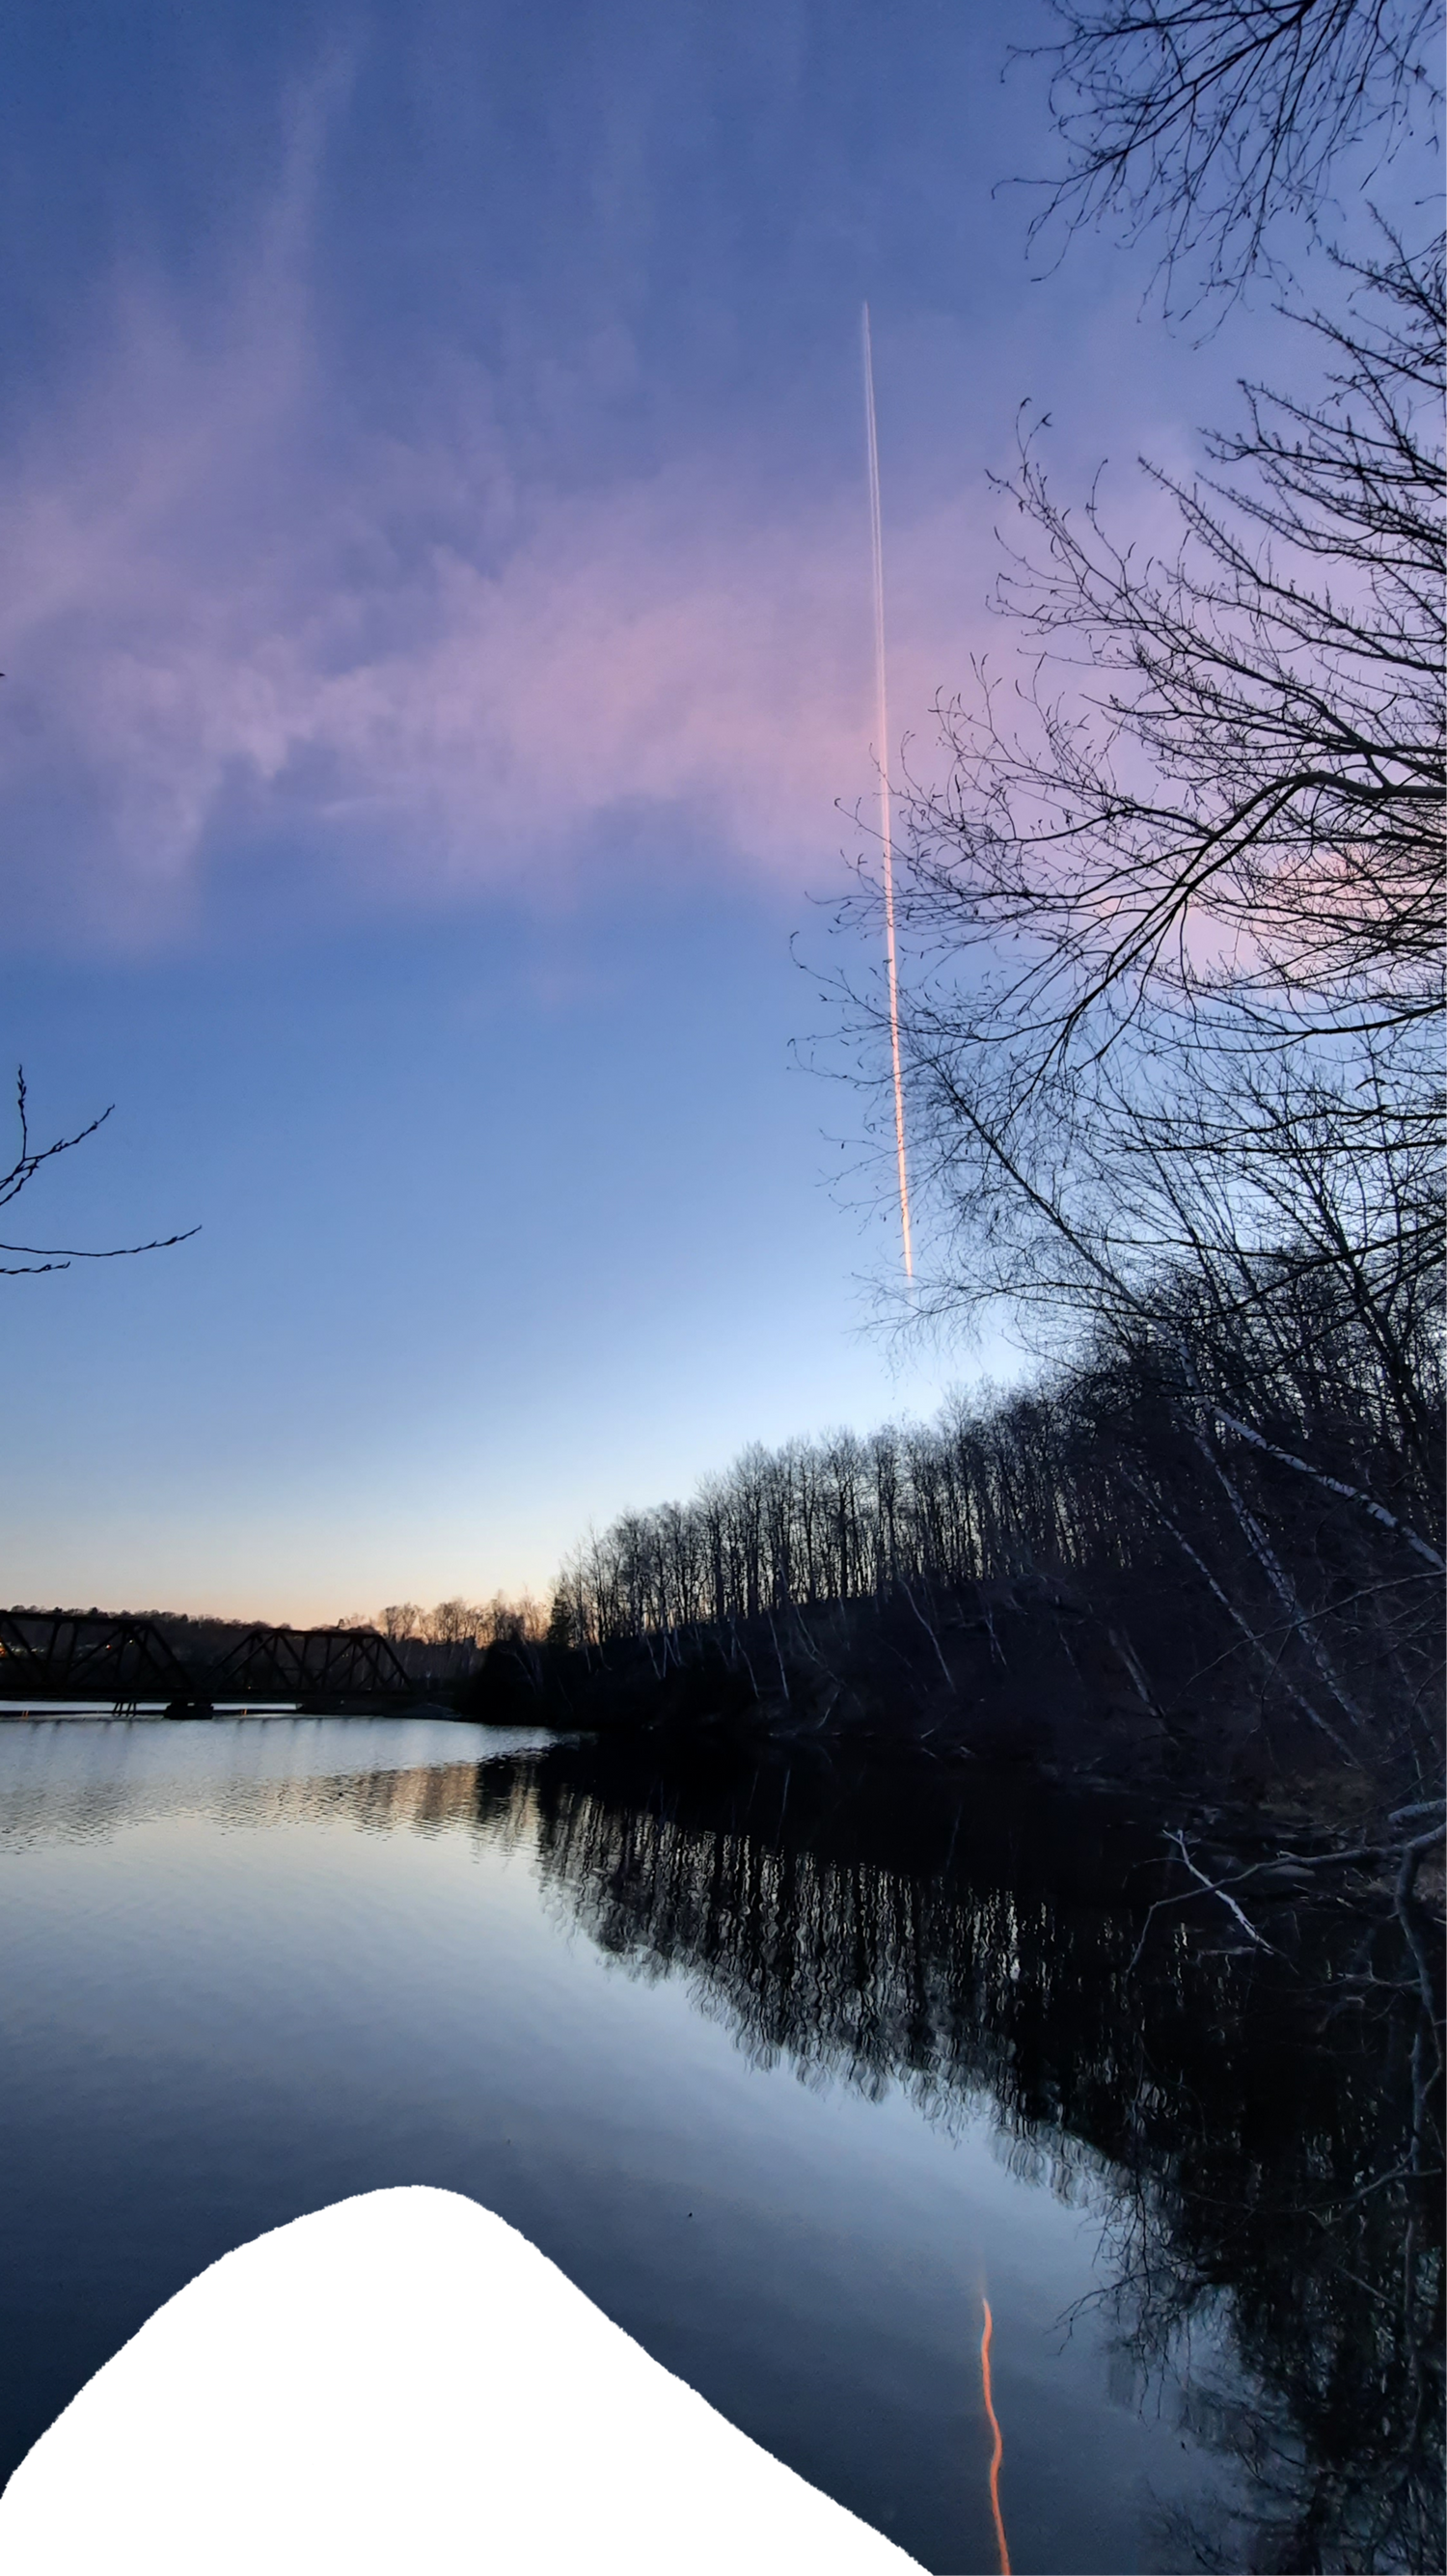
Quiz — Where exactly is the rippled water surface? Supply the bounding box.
[0,1718,1436,2571]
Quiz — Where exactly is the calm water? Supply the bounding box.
[0,1718,1437,2572]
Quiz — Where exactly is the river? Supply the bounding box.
[0,1717,1437,2571]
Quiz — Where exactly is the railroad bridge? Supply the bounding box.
[0,1610,431,1714]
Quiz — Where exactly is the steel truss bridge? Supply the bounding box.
[0,1611,423,1714]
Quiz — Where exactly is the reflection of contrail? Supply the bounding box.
[861,302,914,1281]
[980,2296,1012,2576]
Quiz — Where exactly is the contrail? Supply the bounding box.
[861,302,914,1281]
[979,2296,1012,2575]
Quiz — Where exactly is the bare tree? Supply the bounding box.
[423,1599,480,1646]
[1022,0,1442,301]
[377,1603,423,1641]
[836,231,1442,1446]
[888,235,1439,1080]
[477,1592,547,1646]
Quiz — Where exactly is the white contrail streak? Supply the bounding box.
[861,302,914,1280]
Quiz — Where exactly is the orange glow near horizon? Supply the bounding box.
[980,2296,1012,2576]
[861,303,914,1282]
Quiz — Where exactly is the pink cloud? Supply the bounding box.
[0,263,989,945]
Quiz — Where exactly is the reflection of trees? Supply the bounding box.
[7,1725,1433,2563]
[1093,2049,1442,2573]
[468,1741,1442,2574]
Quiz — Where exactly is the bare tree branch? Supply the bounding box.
[1019,0,1442,303]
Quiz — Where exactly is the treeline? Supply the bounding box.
[548,1262,1441,1781]
[551,1395,1097,1637]
[5,1602,542,1652]
[371,1596,546,1648]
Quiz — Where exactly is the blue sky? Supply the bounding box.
[0,0,1353,1618]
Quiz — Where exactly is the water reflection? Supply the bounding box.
[1,1720,1438,2572]
[0,1716,550,1849]
[464,1739,1443,2576]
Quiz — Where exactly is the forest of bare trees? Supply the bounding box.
[544,1292,1438,1783]
[544,0,1443,1810]
[374,1595,546,1648]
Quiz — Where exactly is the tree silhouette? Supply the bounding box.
[0,1068,197,1275]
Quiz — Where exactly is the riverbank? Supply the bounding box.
[455,1574,1437,1840]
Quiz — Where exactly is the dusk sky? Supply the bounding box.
[1,0,1323,1620]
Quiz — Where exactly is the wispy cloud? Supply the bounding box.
[0,226,982,947]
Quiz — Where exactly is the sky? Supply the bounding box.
[0,0,1349,1620]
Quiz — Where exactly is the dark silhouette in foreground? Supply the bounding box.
[0,2183,911,2575]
